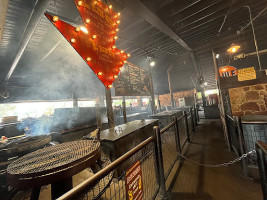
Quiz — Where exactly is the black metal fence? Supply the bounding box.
[256,141,267,200]
[225,115,267,177]
[57,107,197,200]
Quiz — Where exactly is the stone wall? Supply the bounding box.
[159,89,195,107]
[228,83,267,116]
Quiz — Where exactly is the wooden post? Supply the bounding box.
[122,96,127,123]
[105,88,115,128]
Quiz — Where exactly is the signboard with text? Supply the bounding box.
[238,67,256,81]
[45,0,128,88]
[114,62,151,96]
[125,161,143,200]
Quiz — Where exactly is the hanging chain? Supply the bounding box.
[178,150,256,168]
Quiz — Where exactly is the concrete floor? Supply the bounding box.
[169,119,263,200]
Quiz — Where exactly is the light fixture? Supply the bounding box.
[85,19,90,23]
[77,1,83,6]
[86,57,91,61]
[120,50,124,53]
[123,61,127,63]
[216,54,219,59]
[115,28,119,32]
[108,85,112,88]
[92,35,97,39]
[116,20,120,24]
[75,27,80,32]
[70,38,76,43]
[150,61,155,67]
[52,16,59,22]
[118,67,122,70]
[127,53,131,57]
[112,46,116,49]
[117,13,120,16]
[227,44,240,53]
[114,75,118,79]
[114,36,118,40]
[80,26,88,33]
[204,82,208,86]
[97,72,103,76]
[109,5,112,9]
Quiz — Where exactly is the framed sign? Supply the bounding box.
[114,62,151,96]
[125,161,143,200]
[238,67,256,81]
[219,66,237,77]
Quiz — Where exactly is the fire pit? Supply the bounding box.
[7,139,100,199]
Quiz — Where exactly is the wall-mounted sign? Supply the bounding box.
[45,0,129,89]
[238,67,256,81]
[219,66,237,77]
[114,62,151,96]
[125,161,143,200]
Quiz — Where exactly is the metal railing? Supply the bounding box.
[256,141,267,200]
[57,106,198,200]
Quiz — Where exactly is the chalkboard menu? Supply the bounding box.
[114,62,151,96]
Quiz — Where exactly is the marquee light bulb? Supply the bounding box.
[127,53,131,57]
[118,13,121,16]
[112,46,116,49]
[117,20,120,24]
[75,27,80,32]
[92,35,97,39]
[52,16,59,22]
[115,28,119,32]
[123,61,127,63]
[70,38,76,43]
[109,5,112,9]
[108,85,112,88]
[120,50,124,53]
[114,36,118,40]
[114,75,118,79]
[77,1,83,6]
[118,67,122,70]
[86,57,91,61]
[85,19,90,23]
[80,26,88,33]
[97,72,103,76]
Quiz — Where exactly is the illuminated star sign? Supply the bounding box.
[45,0,130,88]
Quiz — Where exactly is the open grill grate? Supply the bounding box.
[7,140,100,175]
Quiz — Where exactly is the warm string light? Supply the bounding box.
[75,27,80,32]
[97,72,103,76]
[112,46,116,49]
[118,67,122,70]
[123,61,127,63]
[108,85,112,88]
[116,20,120,24]
[114,36,118,40]
[52,16,59,22]
[114,75,118,79]
[109,5,112,9]
[92,35,97,39]
[85,19,90,23]
[77,1,83,6]
[80,26,88,33]
[120,50,124,53]
[86,57,91,61]
[115,28,119,32]
[127,53,131,57]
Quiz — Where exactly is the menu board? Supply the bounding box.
[238,67,256,81]
[114,62,151,96]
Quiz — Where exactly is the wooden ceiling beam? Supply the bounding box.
[0,0,9,46]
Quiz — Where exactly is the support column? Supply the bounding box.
[105,88,115,128]
[72,93,78,108]
[122,96,127,123]
[148,66,155,115]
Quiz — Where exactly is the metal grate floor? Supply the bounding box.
[170,119,262,200]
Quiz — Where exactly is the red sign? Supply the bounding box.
[45,0,128,88]
[219,66,237,77]
[125,161,143,200]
